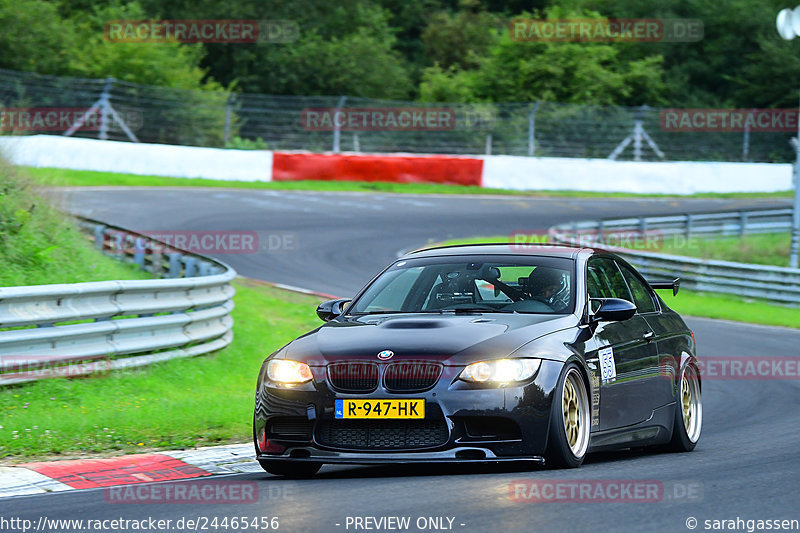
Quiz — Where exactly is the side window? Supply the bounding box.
[587,257,633,312]
[618,263,658,314]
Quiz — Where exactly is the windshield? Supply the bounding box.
[349,256,575,315]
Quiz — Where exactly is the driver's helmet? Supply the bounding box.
[525,267,564,298]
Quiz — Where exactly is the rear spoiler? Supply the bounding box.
[648,278,680,296]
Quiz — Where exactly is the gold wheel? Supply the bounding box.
[680,365,702,443]
[561,368,590,457]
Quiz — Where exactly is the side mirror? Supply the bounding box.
[591,298,637,322]
[316,299,351,322]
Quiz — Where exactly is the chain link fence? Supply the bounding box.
[0,67,794,162]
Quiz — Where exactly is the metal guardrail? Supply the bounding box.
[550,207,800,306]
[0,217,236,385]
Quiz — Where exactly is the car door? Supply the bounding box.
[616,260,678,409]
[586,256,659,431]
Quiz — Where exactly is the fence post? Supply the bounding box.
[791,101,800,268]
[742,113,751,161]
[333,96,346,153]
[485,133,492,155]
[223,93,234,146]
[633,111,643,162]
[528,102,540,156]
[98,77,114,141]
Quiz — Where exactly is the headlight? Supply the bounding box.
[267,359,313,384]
[459,359,541,384]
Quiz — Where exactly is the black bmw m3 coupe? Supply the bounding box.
[253,244,702,476]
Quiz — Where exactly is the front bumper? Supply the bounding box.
[253,359,563,463]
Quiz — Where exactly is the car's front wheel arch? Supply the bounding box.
[544,361,592,468]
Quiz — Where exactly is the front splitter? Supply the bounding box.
[257,447,545,465]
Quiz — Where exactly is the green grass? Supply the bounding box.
[0,278,323,462]
[659,290,800,328]
[659,232,793,268]
[0,161,151,286]
[433,234,800,329]
[27,166,794,199]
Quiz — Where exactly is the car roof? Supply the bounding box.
[403,242,589,260]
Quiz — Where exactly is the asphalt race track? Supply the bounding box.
[6,188,799,533]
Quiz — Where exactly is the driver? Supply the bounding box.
[525,267,564,303]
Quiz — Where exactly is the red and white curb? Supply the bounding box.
[0,443,257,498]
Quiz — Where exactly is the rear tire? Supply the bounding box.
[667,363,702,452]
[544,363,590,468]
[259,460,322,477]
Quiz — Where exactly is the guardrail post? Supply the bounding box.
[114,232,124,258]
[199,261,212,276]
[93,225,106,250]
[184,256,198,277]
[168,253,183,278]
[597,220,604,244]
[739,211,748,238]
[150,243,163,276]
[685,214,693,240]
[134,237,147,269]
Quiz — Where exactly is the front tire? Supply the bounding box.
[667,363,702,452]
[259,460,322,477]
[545,363,591,468]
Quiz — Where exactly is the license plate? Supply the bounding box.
[334,399,424,419]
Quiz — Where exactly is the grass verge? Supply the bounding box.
[0,278,322,462]
[659,232,792,267]
[0,160,150,286]
[27,166,794,199]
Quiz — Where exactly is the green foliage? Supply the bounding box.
[225,136,269,150]
[68,4,220,90]
[0,0,77,75]
[421,8,666,105]
[0,158,150,287]
[421,3,502,71]
[3,0,800,108]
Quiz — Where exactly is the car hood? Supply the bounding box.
[284,313,579,365]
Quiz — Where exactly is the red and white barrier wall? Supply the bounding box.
[0,135,792,194]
